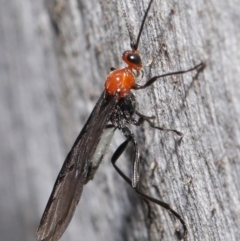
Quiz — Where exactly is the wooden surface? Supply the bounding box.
[1,0,240,241]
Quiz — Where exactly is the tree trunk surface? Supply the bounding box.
[1,0,240,241]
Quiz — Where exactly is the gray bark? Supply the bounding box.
[1,0,240,241]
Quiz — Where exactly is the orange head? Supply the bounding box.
[122,50,142,71]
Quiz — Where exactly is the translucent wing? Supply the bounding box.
[37,91,118,241]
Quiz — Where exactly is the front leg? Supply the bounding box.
[133,62,205,90]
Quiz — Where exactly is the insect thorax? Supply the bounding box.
[111,91,137,129]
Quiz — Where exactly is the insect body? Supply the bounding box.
[36,0,204,240]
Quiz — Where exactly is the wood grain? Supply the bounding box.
[1,0,240,240]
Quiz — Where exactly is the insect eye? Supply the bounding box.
[127,54,141,65]
[122,50,142,70]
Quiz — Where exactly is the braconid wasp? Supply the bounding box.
[37,0,205,240]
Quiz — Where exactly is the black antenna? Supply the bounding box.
[131,0,154,50]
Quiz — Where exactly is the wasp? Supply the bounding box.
[37,0,204,240]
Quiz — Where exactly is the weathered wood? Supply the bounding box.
[1,0,240,241]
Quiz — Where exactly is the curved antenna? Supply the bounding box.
[131,0,154,51]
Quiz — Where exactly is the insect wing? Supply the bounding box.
[37,91,118,241]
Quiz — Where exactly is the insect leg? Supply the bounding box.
[134,111,183,137]
[135,189,187,239]
[111,127,140,189]
[121,127,140,188]
[111,138,132,186]
[129,111,182,137]
[111,127,187,238]
[133,62,205,90]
